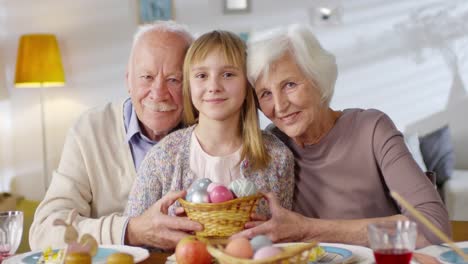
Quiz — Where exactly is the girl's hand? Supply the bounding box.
[175,206,186,217]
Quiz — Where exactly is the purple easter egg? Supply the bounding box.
[209,186,234,203]
[253,246,282,260]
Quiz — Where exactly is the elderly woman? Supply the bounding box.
[238,24,450,247]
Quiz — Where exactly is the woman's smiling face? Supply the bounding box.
[254,52,323,139]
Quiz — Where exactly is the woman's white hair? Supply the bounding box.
[132,20,193,48]
[247,24,337,106]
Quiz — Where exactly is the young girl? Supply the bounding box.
[125,30,294,218]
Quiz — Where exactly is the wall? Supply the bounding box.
[0,0,137,199]
[0,9,13,192]
[175,0,468,129]
[0,100,13,192]
[0,0,467,200]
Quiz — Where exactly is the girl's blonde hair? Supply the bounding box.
[183,30,270,171]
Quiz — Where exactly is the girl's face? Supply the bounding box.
[189,49,247,124]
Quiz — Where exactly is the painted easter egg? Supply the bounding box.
[225,237,254,259]
[207,182,223,193]
[185,191,193,202]
[250,235,273,252]
[229,178,257,198]
[253,246,282,260]
[188,178,212,194]
[189,190,210,203]
[209,186,234,203]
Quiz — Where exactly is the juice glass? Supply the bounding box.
[367,220,417,264]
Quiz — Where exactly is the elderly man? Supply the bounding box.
[29,21,202,251]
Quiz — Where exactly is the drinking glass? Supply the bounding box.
[0,211,23,261]
[367,220,417,264]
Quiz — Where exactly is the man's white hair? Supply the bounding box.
[247,24,338,106]
[132,20,193,48]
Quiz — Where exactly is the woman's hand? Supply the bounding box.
[232,192,312,242]
[243,212,269,229]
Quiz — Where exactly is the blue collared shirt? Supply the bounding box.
[122,98,183,244]
[123,98,163,245]
[123,98,159,172]
[123,98,183,171]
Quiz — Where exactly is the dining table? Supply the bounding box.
[4,241,466,263]
[140,251,171,264]
[136,241,468,263]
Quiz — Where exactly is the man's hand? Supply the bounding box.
[125,190,203,249]
[232,192,312,242]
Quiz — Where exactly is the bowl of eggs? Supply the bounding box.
[207,235,321,264]
[178,178,262,238]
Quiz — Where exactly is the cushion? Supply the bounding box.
[419,126,455,187]
[443,170,468,221]
[403,133,428,172]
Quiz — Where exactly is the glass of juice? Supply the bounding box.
[0,211,23,262]
[367,220,417,264]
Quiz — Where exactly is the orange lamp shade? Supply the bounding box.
[14,34,65,88]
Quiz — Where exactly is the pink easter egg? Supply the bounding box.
[207,182,223,193]
[209,186,234,203]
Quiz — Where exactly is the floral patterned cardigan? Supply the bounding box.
[125,125,295,217]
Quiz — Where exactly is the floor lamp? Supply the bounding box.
[14,34,66,192]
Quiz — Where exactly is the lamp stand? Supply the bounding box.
[39,88,49,192]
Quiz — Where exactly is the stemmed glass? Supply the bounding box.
[0,211,23,262]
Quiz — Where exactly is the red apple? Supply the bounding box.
[175,236,212,264]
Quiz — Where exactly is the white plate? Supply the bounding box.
[317,243,417,264]
[3,245,149,264]
[319,242,373,264]
[276,242,418,264]
[276,242,372,264]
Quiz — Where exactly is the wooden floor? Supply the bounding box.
[452,221,468,241]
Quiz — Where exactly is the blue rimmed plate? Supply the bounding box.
[3,245,149,264]
[22,247,118,263]
[274,242,358,263]
[439,247,468,264]
[315,246,353,263]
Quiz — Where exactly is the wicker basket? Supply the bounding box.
[207,240,318,264]
[178,194,262,238]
